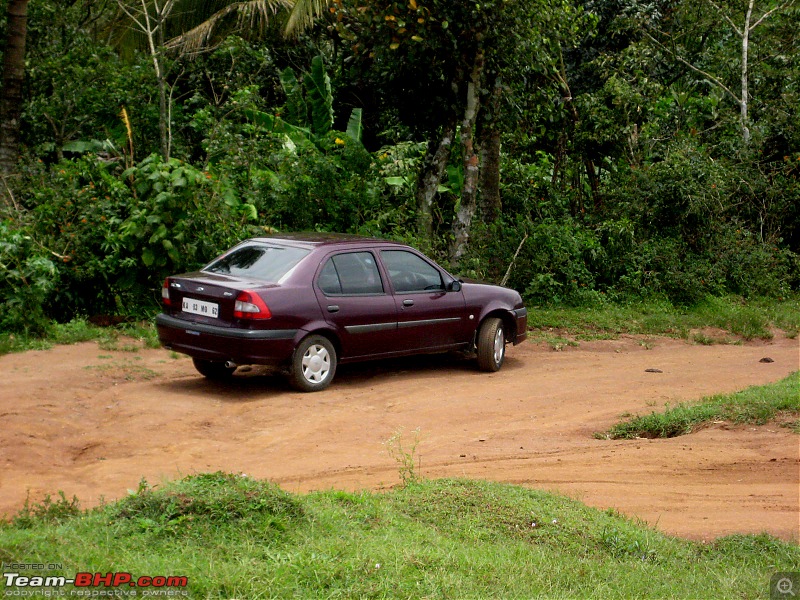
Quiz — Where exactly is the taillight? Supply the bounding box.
[234,290,272,320]
[161,279,172,306]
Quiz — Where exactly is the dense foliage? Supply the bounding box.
[0,0,798,332]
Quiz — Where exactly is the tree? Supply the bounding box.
[639,0,797,145]
[115,0,177,160]
[0,0,30,181]
[114,0,292,160]
[333,0,549,262]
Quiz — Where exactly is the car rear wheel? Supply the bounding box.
[289,335,337,392]
[476,317,505,372]
[192,358,236,380]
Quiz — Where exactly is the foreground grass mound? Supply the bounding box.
[1,475,798,598]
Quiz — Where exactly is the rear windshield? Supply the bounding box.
[203,244,310,282]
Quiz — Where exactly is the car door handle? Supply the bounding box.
[327,305,340,313]
[403,299,414,307]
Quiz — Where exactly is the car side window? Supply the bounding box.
[381,250,444,293]
[318,252,384,296]
[317,260,342,295]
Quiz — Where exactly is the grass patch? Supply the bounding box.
[600,372,800,439]
[0,475,797,598]
[526,331,582,350]
[0,317,160,355]
[84,361,160,381]
[527,295,800,341]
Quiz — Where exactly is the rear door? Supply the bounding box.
[379,249,469,351]
[313,251,399,360]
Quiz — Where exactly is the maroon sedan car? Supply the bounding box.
[156,233,527,391]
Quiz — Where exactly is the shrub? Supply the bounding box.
[16,155,251,321]
[468,218,605,306]
[0,220,57,334]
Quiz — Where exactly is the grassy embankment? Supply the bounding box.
[1,474,799,598]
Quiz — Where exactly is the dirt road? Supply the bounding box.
[1,333,798,541]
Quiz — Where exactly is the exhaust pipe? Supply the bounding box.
[225,361,238,369]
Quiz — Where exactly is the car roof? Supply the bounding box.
[247,232,409,250]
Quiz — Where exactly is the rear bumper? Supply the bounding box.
[155,313,298,365]
[512,307,528,345]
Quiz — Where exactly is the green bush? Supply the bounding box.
[465,211,797,307]
[25,156,135,318]
[520,221,604,305]
[709,225,797,297]
[468,218,605,306]
[193,85,382,235]
[0,220,57,334]
[264,132,379,232]
[15,155,251,322]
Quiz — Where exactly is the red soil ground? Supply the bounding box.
[1,333,797,541]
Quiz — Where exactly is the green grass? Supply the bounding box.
[1,475,797,598]
[1,297,797,356]
[527,295,800,341]
[0,317,160,355]
[84,361,160,381]
[600,372,800,439]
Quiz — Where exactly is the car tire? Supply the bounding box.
[192,358,236,380]
[289,335,337,392]
[476,317,505,372]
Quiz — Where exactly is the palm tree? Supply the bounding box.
[169,0,335,48]
[0,0,30,179]
[283,0,328,36]
[165,0,293,54]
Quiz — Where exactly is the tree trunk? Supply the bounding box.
[117,0,173,161]
[478,78,503,222]
[740,0,753,144]
[0,0,30,176]
[479,125,501,221]
[152,2,170,161]
[449,49,485,265]
[585,158,601,211]
[415,120,456,242]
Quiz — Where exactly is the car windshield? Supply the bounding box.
[203,243,310,282]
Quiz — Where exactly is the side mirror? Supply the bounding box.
[447,280,462,292]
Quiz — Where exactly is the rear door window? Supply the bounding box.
[317,252,384,295]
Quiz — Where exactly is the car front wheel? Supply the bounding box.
[476,317,505,372]
[289,335,337,392]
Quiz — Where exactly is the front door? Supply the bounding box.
[379,249,468,352]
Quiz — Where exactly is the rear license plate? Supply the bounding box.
[182,297,219,318]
